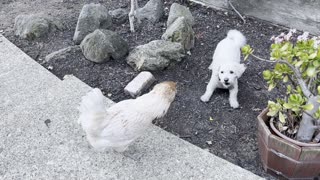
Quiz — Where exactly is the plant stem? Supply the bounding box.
[250,53,314,98]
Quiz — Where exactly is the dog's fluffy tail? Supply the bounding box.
[226,30,246,47]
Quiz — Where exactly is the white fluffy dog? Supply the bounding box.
[200,30,246,108]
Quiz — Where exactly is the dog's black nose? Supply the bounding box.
[224,78,229,82]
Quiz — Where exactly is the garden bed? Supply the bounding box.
[0,0,288,179]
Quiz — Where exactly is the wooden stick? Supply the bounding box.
[227,0,245,24]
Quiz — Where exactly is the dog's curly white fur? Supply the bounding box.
[200,30,246,108]
[78,81,177,152]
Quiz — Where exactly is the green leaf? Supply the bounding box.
[314,107,320,119]
[263,70,272,79]
[268,83,276,91]
[318,86,320,95]
[286,85,292,94]
[302,104,314,111]
[283,75,288,83]
[279,112,286,124]
[295,60,303,67]
[306,66,316,77]
[280,43,289,51]
[309,52,317,59]
[313,60,320,67]
[283,103,292,109]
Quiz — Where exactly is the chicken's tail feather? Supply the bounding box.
[78,88,107,131]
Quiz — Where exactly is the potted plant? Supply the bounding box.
[242,30,320,179]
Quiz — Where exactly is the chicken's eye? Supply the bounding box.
[230,71,234,74]
[221,71,224,74]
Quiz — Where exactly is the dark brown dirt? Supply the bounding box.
[1,0,288,179]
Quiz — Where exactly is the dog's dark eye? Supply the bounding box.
[221,71,224,74]
[230,71,234,74]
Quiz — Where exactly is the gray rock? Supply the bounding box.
[45,46,81,62]
[162,17,194,51]
[126,40,185,71]
[14,14,63,40]
[73,3,112,44]
[167,3,194,27]
[80,29,129,63]
[136,0,164,23]
[109,8,128,25]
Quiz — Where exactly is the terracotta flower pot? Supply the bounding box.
[257,108,320,179]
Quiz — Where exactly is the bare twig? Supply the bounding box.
[250,53,313,98]
[227,0,246,24]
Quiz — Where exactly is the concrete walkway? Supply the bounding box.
[0,35,263,179]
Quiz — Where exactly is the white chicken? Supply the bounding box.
[78,81,177,152]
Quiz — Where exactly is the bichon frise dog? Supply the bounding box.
[200,30,246,109]
[78,81,177,152]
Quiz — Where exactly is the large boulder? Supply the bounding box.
[73,3,112,44]
[162,17,194,51]
[136,0,164,23]
[126,40,185,71]
[14,14,63,40]
[80,29,129,63]
[109,8,128,25]
[167,3,194,27]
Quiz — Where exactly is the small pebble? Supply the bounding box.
[47,66,53,70]
[206,141,213,145]
[44,119,51,127]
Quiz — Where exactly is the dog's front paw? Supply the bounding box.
[200,95,210,102]
[230,101,239,109]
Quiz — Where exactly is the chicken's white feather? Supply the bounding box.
[78,82,177,152]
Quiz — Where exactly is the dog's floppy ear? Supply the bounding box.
[234,64,246,77]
